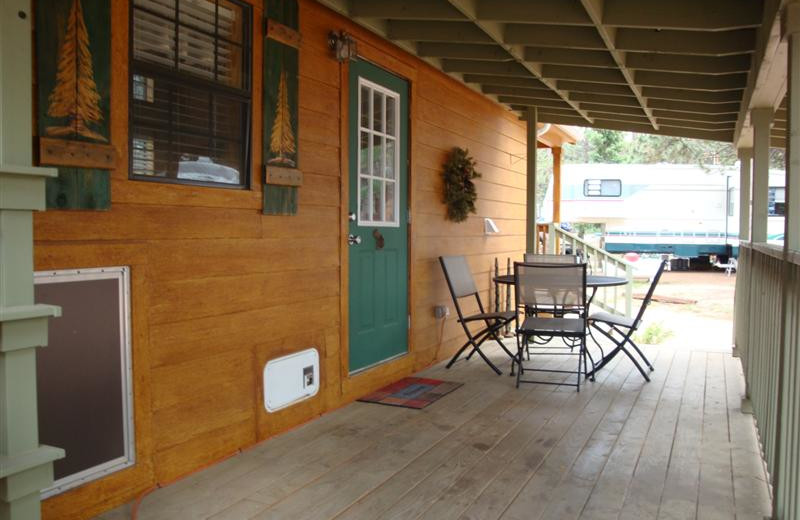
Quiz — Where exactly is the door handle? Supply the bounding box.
[348,234,362,245]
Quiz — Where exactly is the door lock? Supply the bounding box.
[348,234,362,245]
[348,212,357,222]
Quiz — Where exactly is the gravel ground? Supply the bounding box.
[632,269,736,352]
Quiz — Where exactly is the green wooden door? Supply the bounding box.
[348,60,409,373]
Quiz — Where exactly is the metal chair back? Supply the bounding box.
[439,255,478,299]
[632,259,668,330]
[514,262,587,311]
[523,253,579,264]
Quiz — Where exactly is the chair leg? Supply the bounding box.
[622,346,651,382]
[446,339,473,369]
[515,335,524,388]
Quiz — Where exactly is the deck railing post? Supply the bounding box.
[751,108,774,243]
[547,222,556,254]
[0,2,64,519]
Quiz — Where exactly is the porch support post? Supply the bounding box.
[0,2,63,520]
[751,108,773,243]
[738,148,752,242]
[526,107,538,253]
[786,4,800,251]
[552,146,562,254]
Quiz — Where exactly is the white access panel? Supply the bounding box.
[263,348,320,412]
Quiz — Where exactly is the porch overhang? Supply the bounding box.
[318,0,785,146]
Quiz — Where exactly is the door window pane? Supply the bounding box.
[359,131,370,174]
[360,86,370,129]
[373,91,383,133]
[372,134,383,176]
[372,178,383,221]
[385,137,395,179]
[360,177,370,221]
[385,181,395,222]
[386,97,396,137]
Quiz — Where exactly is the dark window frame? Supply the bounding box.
[128,0,253,190]
[583,178,622,198]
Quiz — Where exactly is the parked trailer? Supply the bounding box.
[541,163,785,259]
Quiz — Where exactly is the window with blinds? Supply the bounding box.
[130,0,251,187]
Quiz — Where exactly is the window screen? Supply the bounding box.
[583,179,622,197]
[131,0,251,187]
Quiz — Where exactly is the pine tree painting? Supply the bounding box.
[268,70,297,167]
[39,0,109,143]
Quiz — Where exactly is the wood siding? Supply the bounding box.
[34,1,528,518]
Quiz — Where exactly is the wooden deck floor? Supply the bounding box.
[98,342,771,520]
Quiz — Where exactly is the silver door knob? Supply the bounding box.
[348,234,362,245]
[348,212,357,222]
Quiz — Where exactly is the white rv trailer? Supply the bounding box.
[541,163,785,258]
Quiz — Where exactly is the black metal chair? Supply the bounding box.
[587,259,668,382]
[521,254,581,348]
[439,256,516,375]
[513,262,589,391]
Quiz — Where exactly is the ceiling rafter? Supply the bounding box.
[602,0,763,31]
[445,0,594,123]
[577,0,659,129]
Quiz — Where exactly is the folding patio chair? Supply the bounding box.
[587,259,668,382]
[514,262,589,391]
[439,256,517,375]
[522,253,581,347]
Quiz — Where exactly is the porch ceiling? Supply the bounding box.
[319,0,780,145]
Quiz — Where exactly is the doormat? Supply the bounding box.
[357,377,462,409]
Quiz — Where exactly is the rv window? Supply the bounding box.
[130,0,252,188]
[728,187,735,217]
[583,179,621,197]
[769,187,786,216]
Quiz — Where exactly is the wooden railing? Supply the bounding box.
[547,223,634,317]
[736,241,800,519]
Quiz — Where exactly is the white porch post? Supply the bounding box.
[738,148,753,242]
[786,4,800,251]
[526,107,538,254]
[751,108,773,243]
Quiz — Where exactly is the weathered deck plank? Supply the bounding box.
[96,343,771,520]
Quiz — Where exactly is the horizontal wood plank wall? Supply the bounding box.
[33,1,527,518]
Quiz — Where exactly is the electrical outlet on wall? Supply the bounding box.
[303,365,314,388]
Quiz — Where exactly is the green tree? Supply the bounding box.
[587,129,626,163]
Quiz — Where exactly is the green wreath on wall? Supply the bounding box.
[442,147,481,222]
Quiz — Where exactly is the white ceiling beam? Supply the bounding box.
[416,42,511,60]
[349,0,467,20]
[625,53,752,75]
[580,102,646,116]
[504,24,606,49]
[463,73,550,89]
[541,64,627,84]
[578,0,659,129]
[497,95,573,109]
[635,70,748,91]
[555,80,633,96]
[481,85,563,99]
[641,86,743,104]
[441,59,532,76]
[523,47,616,68]
[650,109,738,123]
[615,28,757,56]
[446,0,594,123]
[602,0,764,31]
[475,0,592,25]
[647,99,742,114]
[569,92,639,106]
[386,20,495,43]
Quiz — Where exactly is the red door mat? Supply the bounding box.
[357,377,463,409]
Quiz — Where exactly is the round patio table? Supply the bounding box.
[493,274,628,304]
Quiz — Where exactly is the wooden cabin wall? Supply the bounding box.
[33,1,527,518]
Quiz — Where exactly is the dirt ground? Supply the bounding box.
[633,269,736,352]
